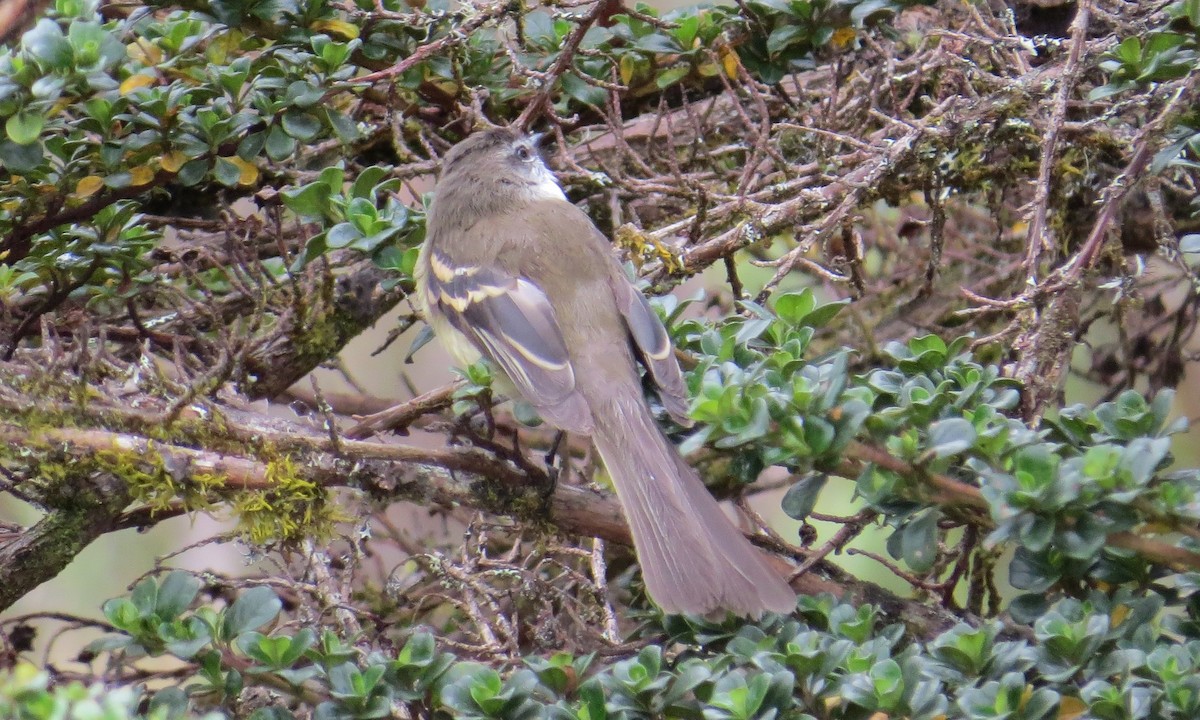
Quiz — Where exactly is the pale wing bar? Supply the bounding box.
[426,252,593,433]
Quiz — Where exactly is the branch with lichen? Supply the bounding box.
[0,386,983,638]
[3,369,1199,640]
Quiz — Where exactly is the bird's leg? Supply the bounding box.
[544,430,564,467]
[503,425,559,511]
[539,430,567,505]
[544,430,565,478]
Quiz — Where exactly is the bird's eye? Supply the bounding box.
[515,145,532,161]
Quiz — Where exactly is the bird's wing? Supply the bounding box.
[425,249,593,433]
[609,275,692,427]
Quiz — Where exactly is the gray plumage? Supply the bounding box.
[415,127,795,616]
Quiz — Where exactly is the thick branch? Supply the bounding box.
[0,470,131,611]
[242,262,408,399]
[0,405,968,636]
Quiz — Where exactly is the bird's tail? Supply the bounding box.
[591,392,795,617]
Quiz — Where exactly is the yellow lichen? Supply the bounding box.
[614,223,686,275]
[229,456,342,544]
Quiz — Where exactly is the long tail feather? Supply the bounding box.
[592,393,795,616]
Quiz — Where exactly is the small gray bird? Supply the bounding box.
[414,127,794,616]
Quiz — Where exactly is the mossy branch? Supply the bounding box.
[0,467,131,611]
[0,406,971,637]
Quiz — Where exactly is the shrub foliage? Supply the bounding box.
[1,0,1199,718]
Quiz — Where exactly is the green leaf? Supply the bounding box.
[67,20,123,68]
[1009,547,1059,592]
[177,159,209,187]
[523,10,558,47]
[405,324,435,363]
[747,0,794,13]
[774,289,815,324]
[284,80,325,108]
[633,33,680,54]
[346,196,378,233]
[223,587,282,639]
[155,572,201,620]
[374,245,417,277]
[926,418,976,457]
[900,509,940,573]
[1082,445,1121,482]
[0,139,43,172]
[85,634,133,654]
[931,624,994,675]
[238,131,266,161]
[282,180,334,219]
[1013,445,1058,487]
[31,75,64,101]
[5,111,44,145]
[130,575,159,615]
[149,687,189,718]
[326,222,361,249]
[265,124,297,161]
[281,110,322,141]
[867,370,904,395]
[1114,36,1143,63]
[909,334,947,356]
[350,166,388,200]
[1089,81,1135,101]
[164,617,212,659]
[22,20,72,69]
[804,416,835,454]
[318,166,346,192]
[561,72,607,107]
[468,668,502,707]
[102,598,141,631]
[213,156,241,186]
[803,299,849,328]
[655,65,690,89]
[577,682,607,720]
[1058,514,1107,560]
[781,473,826,520]
[104,171,132,189]
[674,15,699,48]
[767,24,805,55]
[851,0,896,25]
[324,108,360,142]
[870,659,904,708]
[396,632,436,667]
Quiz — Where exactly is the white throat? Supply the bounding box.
[529,175,567,201]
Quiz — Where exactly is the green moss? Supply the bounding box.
[467,474,555,534]
[0,426,224,517]
[106,444,226,514]
[142,407,243,457]
[0,362,246,456]
[0,394,339,546]
[287,277,344,364]
[229,456,341,544]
